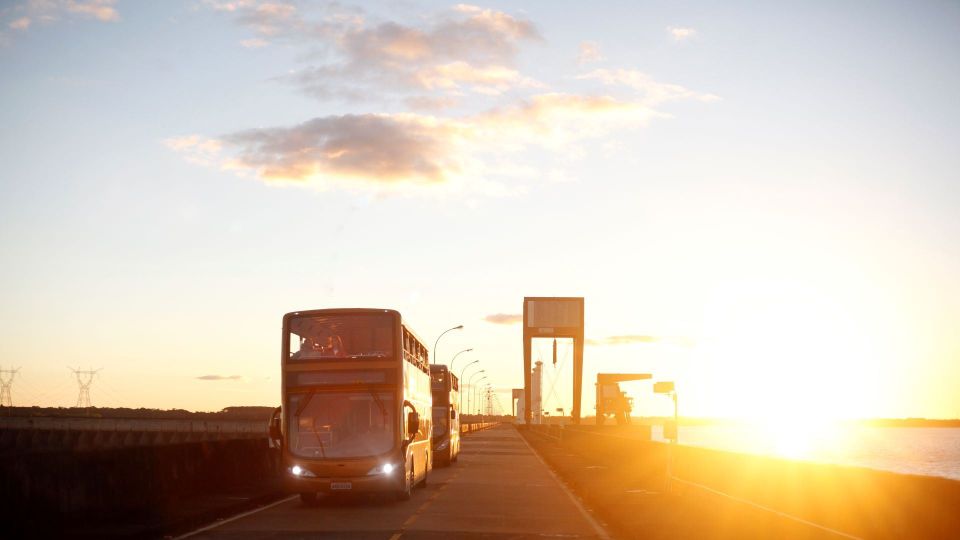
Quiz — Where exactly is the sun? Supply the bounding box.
[697,277,893,424]
[747,415,846,460]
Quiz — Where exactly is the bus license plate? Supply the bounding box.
[330,482,352,490]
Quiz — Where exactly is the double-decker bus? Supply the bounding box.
[272,308,432,503]
[429,365,461,465]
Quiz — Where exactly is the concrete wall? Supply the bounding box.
[0,436,280,536]
[0,415,266,435]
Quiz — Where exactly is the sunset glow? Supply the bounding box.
[1,1,958,423]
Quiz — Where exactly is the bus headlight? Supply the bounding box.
[367,463,395,475]
[290,465,317,478]
[436,439,449,451]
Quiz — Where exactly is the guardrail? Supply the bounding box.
[0,416,267,452]
[0,415,267,433]
[461,422,498,434]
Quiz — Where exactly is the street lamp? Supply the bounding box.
[459,360,479,384]
[459,360,480,414]
[654,381,678,492]
[450,348,473,372]
[467,370,485,415]
[472,375,488,415]
[432,325,463,364]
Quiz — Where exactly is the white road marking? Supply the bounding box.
[671,477,862,540]
[517,430,613,540]
[172,495,298,539]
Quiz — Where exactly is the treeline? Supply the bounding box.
[860,418,960,428]
[0,405,276,421]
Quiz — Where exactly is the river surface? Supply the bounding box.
[651,424,960,481]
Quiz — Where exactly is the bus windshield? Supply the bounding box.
[289,313,394,360]
[288,390,395,458]
[432,406,448,436]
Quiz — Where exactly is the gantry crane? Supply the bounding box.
[595,373,651,425]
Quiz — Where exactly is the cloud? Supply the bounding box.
[413,61,543,96]
[667,26,696,41]
[404,95,460,111]
[484,313,522,325]
[240,37,269,48]
[66,0,120,22]
[576,40,603,65]
[1,0,118,41]
[171,4,719,196]
[577,69,720,104]
[206,2,541,101]
[587,335,697,347]
[163,135,223,166]
[219,113,465,185]
[167,91,668,191]
[8,17,30,30]
[196,374,244,381]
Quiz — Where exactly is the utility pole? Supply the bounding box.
[0,367,19,407]
[71,367,100,408]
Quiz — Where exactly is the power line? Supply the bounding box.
[70,367,101,408]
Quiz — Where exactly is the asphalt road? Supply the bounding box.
[180,424,609,540]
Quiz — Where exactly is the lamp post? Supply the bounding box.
[449,348,473,372]
[459,360,479,415]
[467,370,485,416]
[432,325,463,364]
[473,375,488,415]
[654,381,677,492]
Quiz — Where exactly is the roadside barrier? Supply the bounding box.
[461,422,498,434]
[0,436,280,532]
[0,416,266,452]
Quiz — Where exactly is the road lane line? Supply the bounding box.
[518,431,612,540]
[670,477,862,539]
[173,495,297,539]
[401,471,461,529]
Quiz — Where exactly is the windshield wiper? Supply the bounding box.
[294,390,316,418]
[294,391,327,458]
[309,423,327,458]
[368,387,387,421]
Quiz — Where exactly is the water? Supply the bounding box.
[651,424,960,481]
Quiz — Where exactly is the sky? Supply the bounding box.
[1,0,958,420]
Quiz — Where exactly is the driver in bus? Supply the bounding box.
[319,334,346,357]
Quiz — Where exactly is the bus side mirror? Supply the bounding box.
[450,410,456,420]
[407,411,420,436]
[268,406,282,443]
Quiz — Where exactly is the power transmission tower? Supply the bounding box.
[71,367,100,408]
[0,367,19,407]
